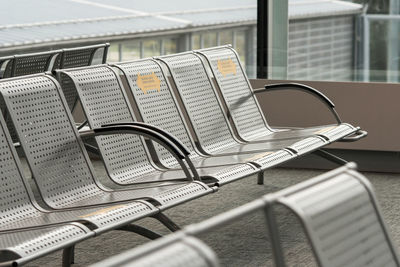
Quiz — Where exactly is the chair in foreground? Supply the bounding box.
[93,163,399,267]
[90,236,219,267]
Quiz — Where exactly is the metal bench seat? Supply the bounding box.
[0,222,93,267]
[57,65,260,186]
[94,163,399,267]
[196,46,365,144]
[109,60,297,177]
[0,74,213,213]
[90,235,219,267]
[156,52,332,159]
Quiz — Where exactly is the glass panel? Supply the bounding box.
[203,32,217,48]
[143,40,161,58]
[192,33,201,50]
[163,38,178,55]
[121,41,141,61]
[219,30,233,46]
[272,0,400,83]
[107,43,120,63]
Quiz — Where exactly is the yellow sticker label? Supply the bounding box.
[217,58,237,77]
[313,126,336,135]
[79,205,125,218]
[246,151,274,161]
[137,72,161,94]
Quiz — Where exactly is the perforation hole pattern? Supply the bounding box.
[212,164,257,184]
[118,60,200,168]
[285,174,397,267]
[200,48,272,140]
[161,54,238,154]
[321,124,355,142]
[85,202,155,227]
[14,54,55,77]
[154,182,208,205]
[0,76,102,209]
[1,224,87,258]
[289,137,326,155]
[253,150,294,169]
[63,66,156,183]
[62,49,94,69]
[0,116,41,228]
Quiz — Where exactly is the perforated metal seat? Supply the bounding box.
[272,164,400,267]
[94,163,399,267]
[91,236,219,267]
[196,46,360,144]
[57,65,261,186]
[0,74,212,213]
[157,52,327,158]
[0,222,92,267]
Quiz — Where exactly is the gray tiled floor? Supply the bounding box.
[26,165,400,267]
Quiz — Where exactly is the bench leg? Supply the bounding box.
[62,245,75,267]
[117,224,162,240]
[313,149,348,166]
[257,171,264,185]
[152,212,181,232]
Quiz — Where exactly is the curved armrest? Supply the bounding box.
[102,122,190,156]
[257,83,342,123]
[80,125,199,181]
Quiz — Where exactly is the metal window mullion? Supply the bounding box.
[232,30,237,49]
[140,41,144,58]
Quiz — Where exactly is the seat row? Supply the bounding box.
[0,45,366,266]
[0,43,109,79]
[91,163,400,267]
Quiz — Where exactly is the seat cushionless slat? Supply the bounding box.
[59,65,258,186]
[282,171,398,267]
[0,74,212,209]
[198,46,357,143]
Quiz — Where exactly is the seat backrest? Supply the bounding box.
[279,166,400,267]
[115,59,200,168]
[158,53,240,155]
[91,236,219,267]
[197,46,272,141]
[0,74,102,209]
[60,43,110,69]
[0,106,40,229]
[12,50,60,77]
[57,66,158,183]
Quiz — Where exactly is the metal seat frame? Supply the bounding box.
[93,163,400,267]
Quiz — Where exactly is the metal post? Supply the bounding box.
[363,15,370,82]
